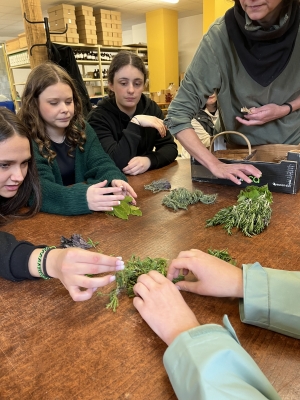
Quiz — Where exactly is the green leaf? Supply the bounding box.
[113,207,128,220]
[130,208,142,216]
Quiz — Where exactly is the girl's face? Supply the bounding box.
[239,0,283,26]
[38,82,74,138]
[0,133,30,198]
[109,65,145,116]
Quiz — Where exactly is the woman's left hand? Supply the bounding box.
[122,157,151,175]
[236,103,289,126]
[111,179,137,204]
[131,115,167,137]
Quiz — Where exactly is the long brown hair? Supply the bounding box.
[107,51,147,98]
[0,107,41,226]
[18,61,86,162]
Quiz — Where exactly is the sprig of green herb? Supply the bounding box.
[206,185,272,237]
[106,196,142,220]
[162,187,217,211]
[208,249,237,265]
[99,255,184,312]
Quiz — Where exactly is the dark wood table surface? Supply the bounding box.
[1,159,300,400]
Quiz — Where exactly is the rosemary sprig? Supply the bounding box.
[99,255,184,312]
[206,185,272,237]
[162,187,217,211]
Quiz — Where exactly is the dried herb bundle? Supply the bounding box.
[100,255,184,312]
[106,196,142,220]
[144,179,171,193]
[60,234,98,249]
[208,248,237,265]
[206,185,272,237]
[162,187,217,211]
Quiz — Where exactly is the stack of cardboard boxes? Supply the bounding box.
[94,9,122,46]
[5,33,28,53]
[75,6,97,45]
[48,4,79,44]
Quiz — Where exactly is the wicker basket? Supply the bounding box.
[210,131,257,161]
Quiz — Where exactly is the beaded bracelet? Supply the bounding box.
[37,246,56,280]
[132,116,140,125]
[42,246,56,279]
[283,102,293,115]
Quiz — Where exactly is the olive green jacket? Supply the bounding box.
[165,15,300,145]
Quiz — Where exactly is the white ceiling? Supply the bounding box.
[0,0,203,43]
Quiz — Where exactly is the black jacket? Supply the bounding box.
[0,232,38,281]
[87,94,178,170]
[50,43,92,117]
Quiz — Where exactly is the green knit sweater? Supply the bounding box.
[33,122,127,215]
[166,14,300,146]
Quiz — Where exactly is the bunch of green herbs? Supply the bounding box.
[106,196,142,220]
[208,248,237,265]
[100,255,184,312]
[206,185,272,237]
[162,187,217,211]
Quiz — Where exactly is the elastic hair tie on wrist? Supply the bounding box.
[37,246,56,279]
[283,102,293,115]
[132,116,140,125]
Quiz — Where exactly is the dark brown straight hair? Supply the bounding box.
[0,107,41,226]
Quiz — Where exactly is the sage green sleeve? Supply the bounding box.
[163,316,280,400]
[240,262,300,339]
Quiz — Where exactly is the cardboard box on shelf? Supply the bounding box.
[191,140,300,194]
[50,34,67,42]
[48,4,75,14]
[96,22,113,32]
[78,28,96,36]
[94,15,111,25]
[93,9,111,19]
[75,5,93,17]
[111,23,122,30]
[76,14,96,24]
[48,5,76,21]
[18,33,27,48]
[77,19,95,29]
[97,31,113,39]
[49,18,76,31]
[79,34,98,45]
[98,40,114,46]
[5,38,20,52]
[110,11,121,21]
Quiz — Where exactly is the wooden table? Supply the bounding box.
[1,159,300,399]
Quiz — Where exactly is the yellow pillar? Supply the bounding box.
[146,9,178,92]
[203,0,232,34]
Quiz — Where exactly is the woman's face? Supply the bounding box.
[0,133,30,198]
[239,0,284,25]
[109,65,145,116]
[38,82,74,138]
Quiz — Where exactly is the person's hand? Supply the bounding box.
[167,249,243,298]
[133,270,200,345]
[111,179,137,204]
[209,159,262,185]
[30,248,125,301]
[122,157,151,175]
[236,103,289,126]
[131,115,167,137]
[87,180,125,211]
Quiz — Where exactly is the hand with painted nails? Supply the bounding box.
[29,247,125,301]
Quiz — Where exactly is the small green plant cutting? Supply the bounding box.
[99,255,184,312]
[208,248,237,265]
[206,185,273,237]
[106,196,142,220]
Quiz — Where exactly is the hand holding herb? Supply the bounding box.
[99,255,184,312]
